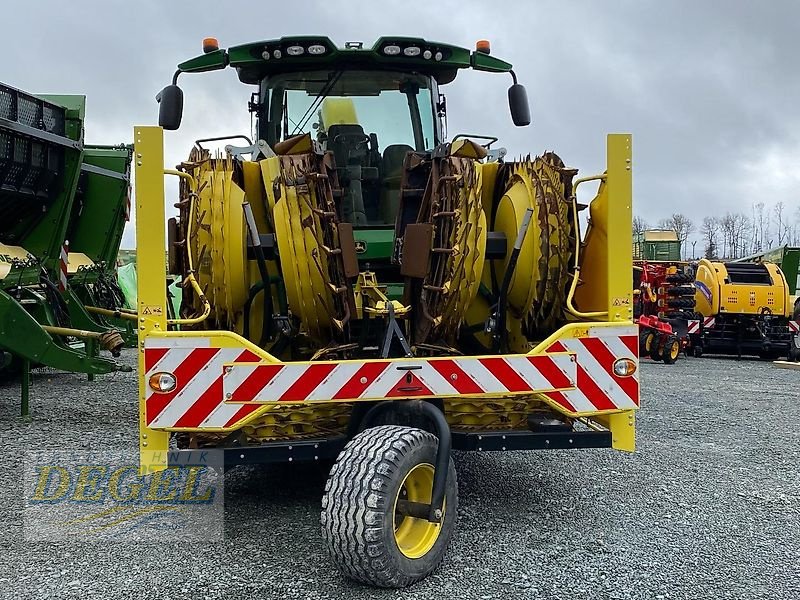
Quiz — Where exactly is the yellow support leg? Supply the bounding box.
[134,126,170,474]
[605,134,634,322]
[592,410,636,452]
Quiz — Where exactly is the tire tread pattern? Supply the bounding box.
[321,425,452,588]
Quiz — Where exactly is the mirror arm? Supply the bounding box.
[171,70,181,86]
[509,69,518,85]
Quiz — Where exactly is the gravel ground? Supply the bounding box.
[1,349,798,599]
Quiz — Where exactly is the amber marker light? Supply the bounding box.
[203,37,220,53]
[476,40,491,54]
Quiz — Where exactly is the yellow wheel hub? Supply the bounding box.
[644,332,655,352]
[669,340,680,360]
[393,463,443,559]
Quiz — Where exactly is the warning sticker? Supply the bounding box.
[612,297,631,306]
[141,305,164,316]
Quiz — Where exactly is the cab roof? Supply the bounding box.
[178,36,513,86]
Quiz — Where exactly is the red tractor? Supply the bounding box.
[633,261,696,363]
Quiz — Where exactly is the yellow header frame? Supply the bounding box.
[133,127,636,471]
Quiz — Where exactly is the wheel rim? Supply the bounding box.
[393,463,443,559]
[669,341,680,360]
[644,333,655,352]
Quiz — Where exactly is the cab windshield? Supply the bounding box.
[264,70,436,151]
[261,70,437,226]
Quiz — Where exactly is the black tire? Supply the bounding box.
[649,337,663,361]
[662,336,680,364]
[666,273,692,284]
[666,285,695,297]
[642,331,656,355]
[692,345,703,358]
[638,330,648,354]
[667,298,695,309]
[321,425,458,588]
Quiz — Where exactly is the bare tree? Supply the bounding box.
[751,202,766,254]
[774,201,789,246]
[701,216,719,259]
[657,213,695,259]
[792,205,800,245]
[719,213,735,258]
[735,213,751,257]
[633,215,649,238]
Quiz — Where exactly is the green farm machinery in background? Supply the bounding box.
[66,144,139,344]
[0,82,134,413]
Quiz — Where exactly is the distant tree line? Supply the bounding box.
[634,201,800,260]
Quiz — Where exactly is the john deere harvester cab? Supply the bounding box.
[138,36,637,587]
[0,83,130,409]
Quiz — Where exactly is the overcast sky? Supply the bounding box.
[7,1,799,249]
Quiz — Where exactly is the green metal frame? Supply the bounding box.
[0,288,117,374]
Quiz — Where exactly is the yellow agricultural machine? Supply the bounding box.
[137,36,638,586]
[688,259,799,360]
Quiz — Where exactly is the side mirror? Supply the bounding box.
[508,83,531,127]
[156,85,184,130]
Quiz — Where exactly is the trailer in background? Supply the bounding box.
[633,230,682,261]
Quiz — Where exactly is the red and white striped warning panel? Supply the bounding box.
[688,317,717,334]
[543,326,639,414]
[223,353,576,403]
[142,325,639,430]
[58,241,69,291]
[789,320,800,333]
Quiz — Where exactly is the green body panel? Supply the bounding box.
[117,262,137,308]
[1,88,85,292]
[13,96,85,274]
[116,261,182,320]
[385,284,404,301]
[470,51,513,73]
[354,228,394,261]
[67,145,132,268]
[37,94,86,121]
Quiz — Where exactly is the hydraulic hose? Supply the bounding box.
[85,305,138,322]
[164,169,210,326]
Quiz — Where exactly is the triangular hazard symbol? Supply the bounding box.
[385,372,434,398]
